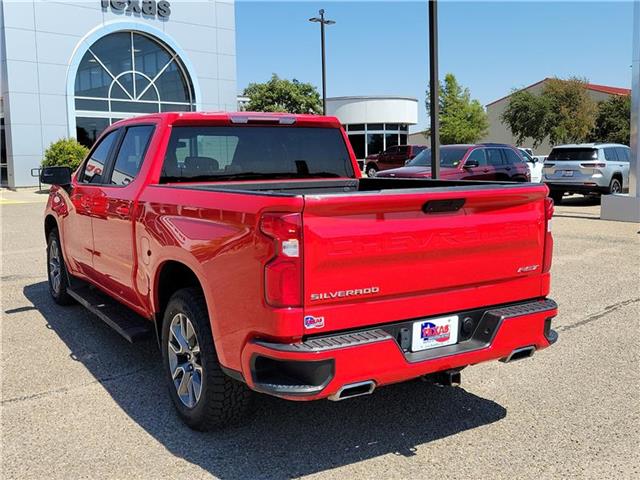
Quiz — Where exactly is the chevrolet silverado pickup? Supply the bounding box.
[42,112,558,431]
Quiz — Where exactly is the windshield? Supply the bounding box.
[160,126,355,182]
[407,147,468,168]
[548,148,598,161]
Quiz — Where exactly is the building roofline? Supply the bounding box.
[327,95,418,102]
[486,78,631,107]
[485,78,551,107]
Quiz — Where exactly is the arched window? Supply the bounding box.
[74,31,195,146]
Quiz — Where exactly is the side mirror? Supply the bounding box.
[464,159,479,169]
[40,166,72,186]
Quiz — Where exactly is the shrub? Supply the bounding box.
[42,138,89,171]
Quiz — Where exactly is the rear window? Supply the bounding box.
[548,148,598,161]
[160,126,355,182]
[407,147,468,168]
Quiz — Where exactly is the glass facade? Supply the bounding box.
[345,123,410,160]
[75,31,195,147]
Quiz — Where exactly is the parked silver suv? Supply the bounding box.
[543,143,631,204]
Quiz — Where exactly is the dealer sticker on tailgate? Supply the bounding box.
[411,315,459,352]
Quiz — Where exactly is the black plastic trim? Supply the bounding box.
[249,354,335,397]
[544,316,559,345]
[254,329,392,353]
[423,198,465,213]
[220,365,246,383]
[253,298,558,364]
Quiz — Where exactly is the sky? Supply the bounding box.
[236,1,635,132]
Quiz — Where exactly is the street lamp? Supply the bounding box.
[309,9,335,115]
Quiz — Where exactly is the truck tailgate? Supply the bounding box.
[302,185,548,332]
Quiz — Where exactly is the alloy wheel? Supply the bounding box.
[611,179,622,193]
[48,239,62,294]
[167,313,203,408]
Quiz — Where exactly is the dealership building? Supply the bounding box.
[326,95,418,161]
[0,0,237,187]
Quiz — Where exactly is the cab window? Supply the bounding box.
[385,146,399,155]
[80,129,120,184]
[486,148,504,166]
[108,125,155,186]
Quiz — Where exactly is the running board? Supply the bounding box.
[67,285,153,343]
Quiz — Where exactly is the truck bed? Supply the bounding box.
[163,177,534,197]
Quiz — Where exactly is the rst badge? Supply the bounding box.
[304,315,325,330]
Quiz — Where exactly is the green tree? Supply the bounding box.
[500,89,550,148]
[501,77,598,147]
[42,138,89,171]
[243,74,322,114]
[426,73,488,144]
[591,95,631,144]
[543,77,597,145]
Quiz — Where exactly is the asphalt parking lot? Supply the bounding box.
[1,190,639,480]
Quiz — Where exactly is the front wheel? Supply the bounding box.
[46,229,73,305]
[608,177,622,194]
[161,287,251,430]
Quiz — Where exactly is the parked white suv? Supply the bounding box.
[518,148,544,183]
[543,143,631,204]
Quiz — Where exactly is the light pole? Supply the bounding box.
[428,0,440,179]
[309,9,335,115]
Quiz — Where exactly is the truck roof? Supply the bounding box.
[110,111,343,128]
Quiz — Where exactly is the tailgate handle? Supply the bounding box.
[422,198,465,214]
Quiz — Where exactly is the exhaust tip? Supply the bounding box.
[328,380,375,401]
[501,346,535,363]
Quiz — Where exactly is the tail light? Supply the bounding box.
[542,197,554,273]
[580,162,606,168]
[260,212,303,307]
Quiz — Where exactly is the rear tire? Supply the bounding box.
[46,229,73,305]
[161,287,251,430]
[550,191,563,205]
[365,164,378,177]
[608,177,622,194]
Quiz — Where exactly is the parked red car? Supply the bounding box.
[364,144,427,177]
[376,144,531,181]
[41,114,555,430]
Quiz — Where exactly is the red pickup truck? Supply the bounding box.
[42,112,558,431]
